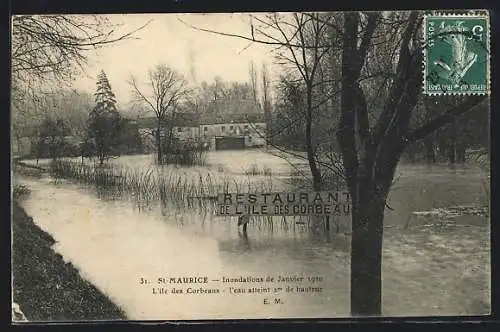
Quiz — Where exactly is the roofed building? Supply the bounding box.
[136,110,267,151]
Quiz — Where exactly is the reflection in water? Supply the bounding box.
[15,160,491,319]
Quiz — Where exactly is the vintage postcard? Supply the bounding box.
[11,10,491,322]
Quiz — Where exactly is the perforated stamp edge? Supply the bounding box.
[422,12,491,96]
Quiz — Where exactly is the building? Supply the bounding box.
[199,112,266,150]
[136,117,168,152]
[136,112,267,151]
[172,112,201,144]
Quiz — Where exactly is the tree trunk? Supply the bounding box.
[424,137,436,164]
[305,85,322,190]
[403,143,416,163]
[448,123,456,164]
[167,125,174,155]
[264,103,272,150]
[349,156,395,316]
[447,142,456,164]
[456,144,466,163]
[156,125,162,164]
[337,10,424,317]
[50,136,57,163]
[350,185,385,316]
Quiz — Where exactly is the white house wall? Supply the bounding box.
[199,122,266,144]
[140,122,267,149]
[173,126,200,142]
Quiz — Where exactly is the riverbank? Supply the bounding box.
[11,199,127,322]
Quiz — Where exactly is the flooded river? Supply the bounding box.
[15,151,490,319]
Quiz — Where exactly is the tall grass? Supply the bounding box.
[49,159,275,213]
[47,159,339,234]
[243,164,273,176]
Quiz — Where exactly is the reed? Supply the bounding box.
[48,159,275,214]
[244,164,273,176]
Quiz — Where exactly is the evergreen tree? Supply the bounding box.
[94,70,118,111]
[86,70,123,165]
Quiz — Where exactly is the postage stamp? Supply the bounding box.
[423,14,490,95]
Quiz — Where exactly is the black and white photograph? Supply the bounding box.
[10,10,491,322]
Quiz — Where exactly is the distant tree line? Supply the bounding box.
[11,14,149,163]
[24,71,143,164]
[271,76,489,165]
[402,99,489,164]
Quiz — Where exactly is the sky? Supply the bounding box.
[72,13,278,108]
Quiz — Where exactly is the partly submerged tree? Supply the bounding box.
[337,11,486,315]
[254,13,334,190]
[182,13,339,190]
[86,70,123,165]
[129,64,190,164]
[184,10,489,316]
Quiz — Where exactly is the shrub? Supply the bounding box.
[13,184,31,199]
[163,145,207,166]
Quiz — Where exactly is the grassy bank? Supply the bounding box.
[11,200,127,322]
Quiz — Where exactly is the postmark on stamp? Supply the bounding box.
[423,14,490,95]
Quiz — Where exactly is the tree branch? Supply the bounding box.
[129,75,158,117]
[372,12,420,148]
[355,12,380,77]
[177,16,331,49]
[404,96,486,145]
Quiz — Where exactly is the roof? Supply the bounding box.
[199,112,266,125]
[136,112,200,129]
[173,112,200,127]
[136,117,158,129]
[136,101,265,128]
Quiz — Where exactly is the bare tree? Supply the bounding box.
[182,11,488,316]
[338,11,486,315]
[11,15,150,86]
[261,62,272,148]
[129,64,190,164]
[188,44,198,83]
[249,60,259,105]
[185,12,334,189]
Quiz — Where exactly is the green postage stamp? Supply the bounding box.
[424,14,490,95]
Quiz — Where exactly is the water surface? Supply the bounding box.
[16,151,490,319]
